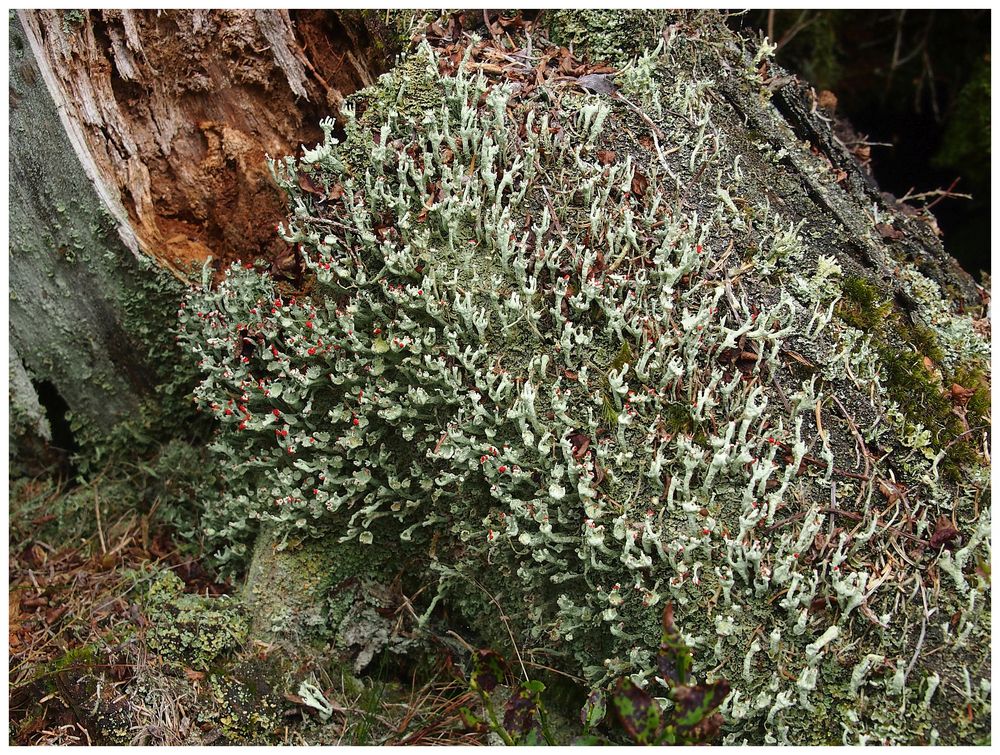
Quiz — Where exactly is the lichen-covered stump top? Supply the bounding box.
[180,12,990,744]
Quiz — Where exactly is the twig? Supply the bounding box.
[899,177,970,207]
[465,575,529,682]
[94,489,107,555]
[903,581,929,683]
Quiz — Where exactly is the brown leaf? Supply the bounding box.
[816,89,838,112]
[297,171,325,196]
[569,432,591,460]
[10,592,22,622]
[184,668,206,683]
[630,170,649,198]
[44,605,68,625]
[596,149,616,165]
[577,73,618,96]
[876,223,904,241]
[929,515,960,549]
[950,383,975,406]
[878,479,907,507]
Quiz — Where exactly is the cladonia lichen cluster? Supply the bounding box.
[178,14,989,745]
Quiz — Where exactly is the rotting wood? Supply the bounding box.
[17,9,400,279]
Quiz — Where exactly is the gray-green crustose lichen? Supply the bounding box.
[198,661,284,744]
[179,14,989,744]
[144,571,248,670]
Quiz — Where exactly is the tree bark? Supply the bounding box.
[9,9,403,463]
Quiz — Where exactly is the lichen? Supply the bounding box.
[545,9,680,66]
[144,571,248,670]
[198,661,284,744]
[178,11,989,744]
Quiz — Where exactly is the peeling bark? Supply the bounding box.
[10,10,403,461]
[17,9,400,279]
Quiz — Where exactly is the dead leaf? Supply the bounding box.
[630,170,649,198]
[44,605,68,625]
[296,171,325,197]
[596,149,616,165]
[929,515,960,549]
[950,383,975,406]
[577,73,618,96]
[878,479,907,507]
[817,89,838,112]
[876,223,904,241]
[569,431,591,460]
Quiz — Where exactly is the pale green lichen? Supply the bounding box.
[144,571,248,670]
[179,12,989,744]
[545,9,679,66]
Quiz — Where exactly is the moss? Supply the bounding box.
[243,527,397,645]
[339,49,444,177]
[60,10,86,32]
[876,345,975,481]
[35,644,100,697]
[899,321,946,367]
[832,273,987,482]
[10,440,215,558]
[952,364,991,428]
[353,8,426,52]
[144,571,249,670]
[836,275,892,333]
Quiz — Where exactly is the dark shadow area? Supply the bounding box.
[729,9,990,278]
[32,379,78,457]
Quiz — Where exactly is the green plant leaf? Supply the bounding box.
[656,603,692,687]
[503,681,545,740]
[458,706,487,732]
[470,649,508,693]
[672,679,731,728]
[612,678,662,745]
[580,688,607,731]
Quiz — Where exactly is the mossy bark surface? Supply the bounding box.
[9,14,186,463]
